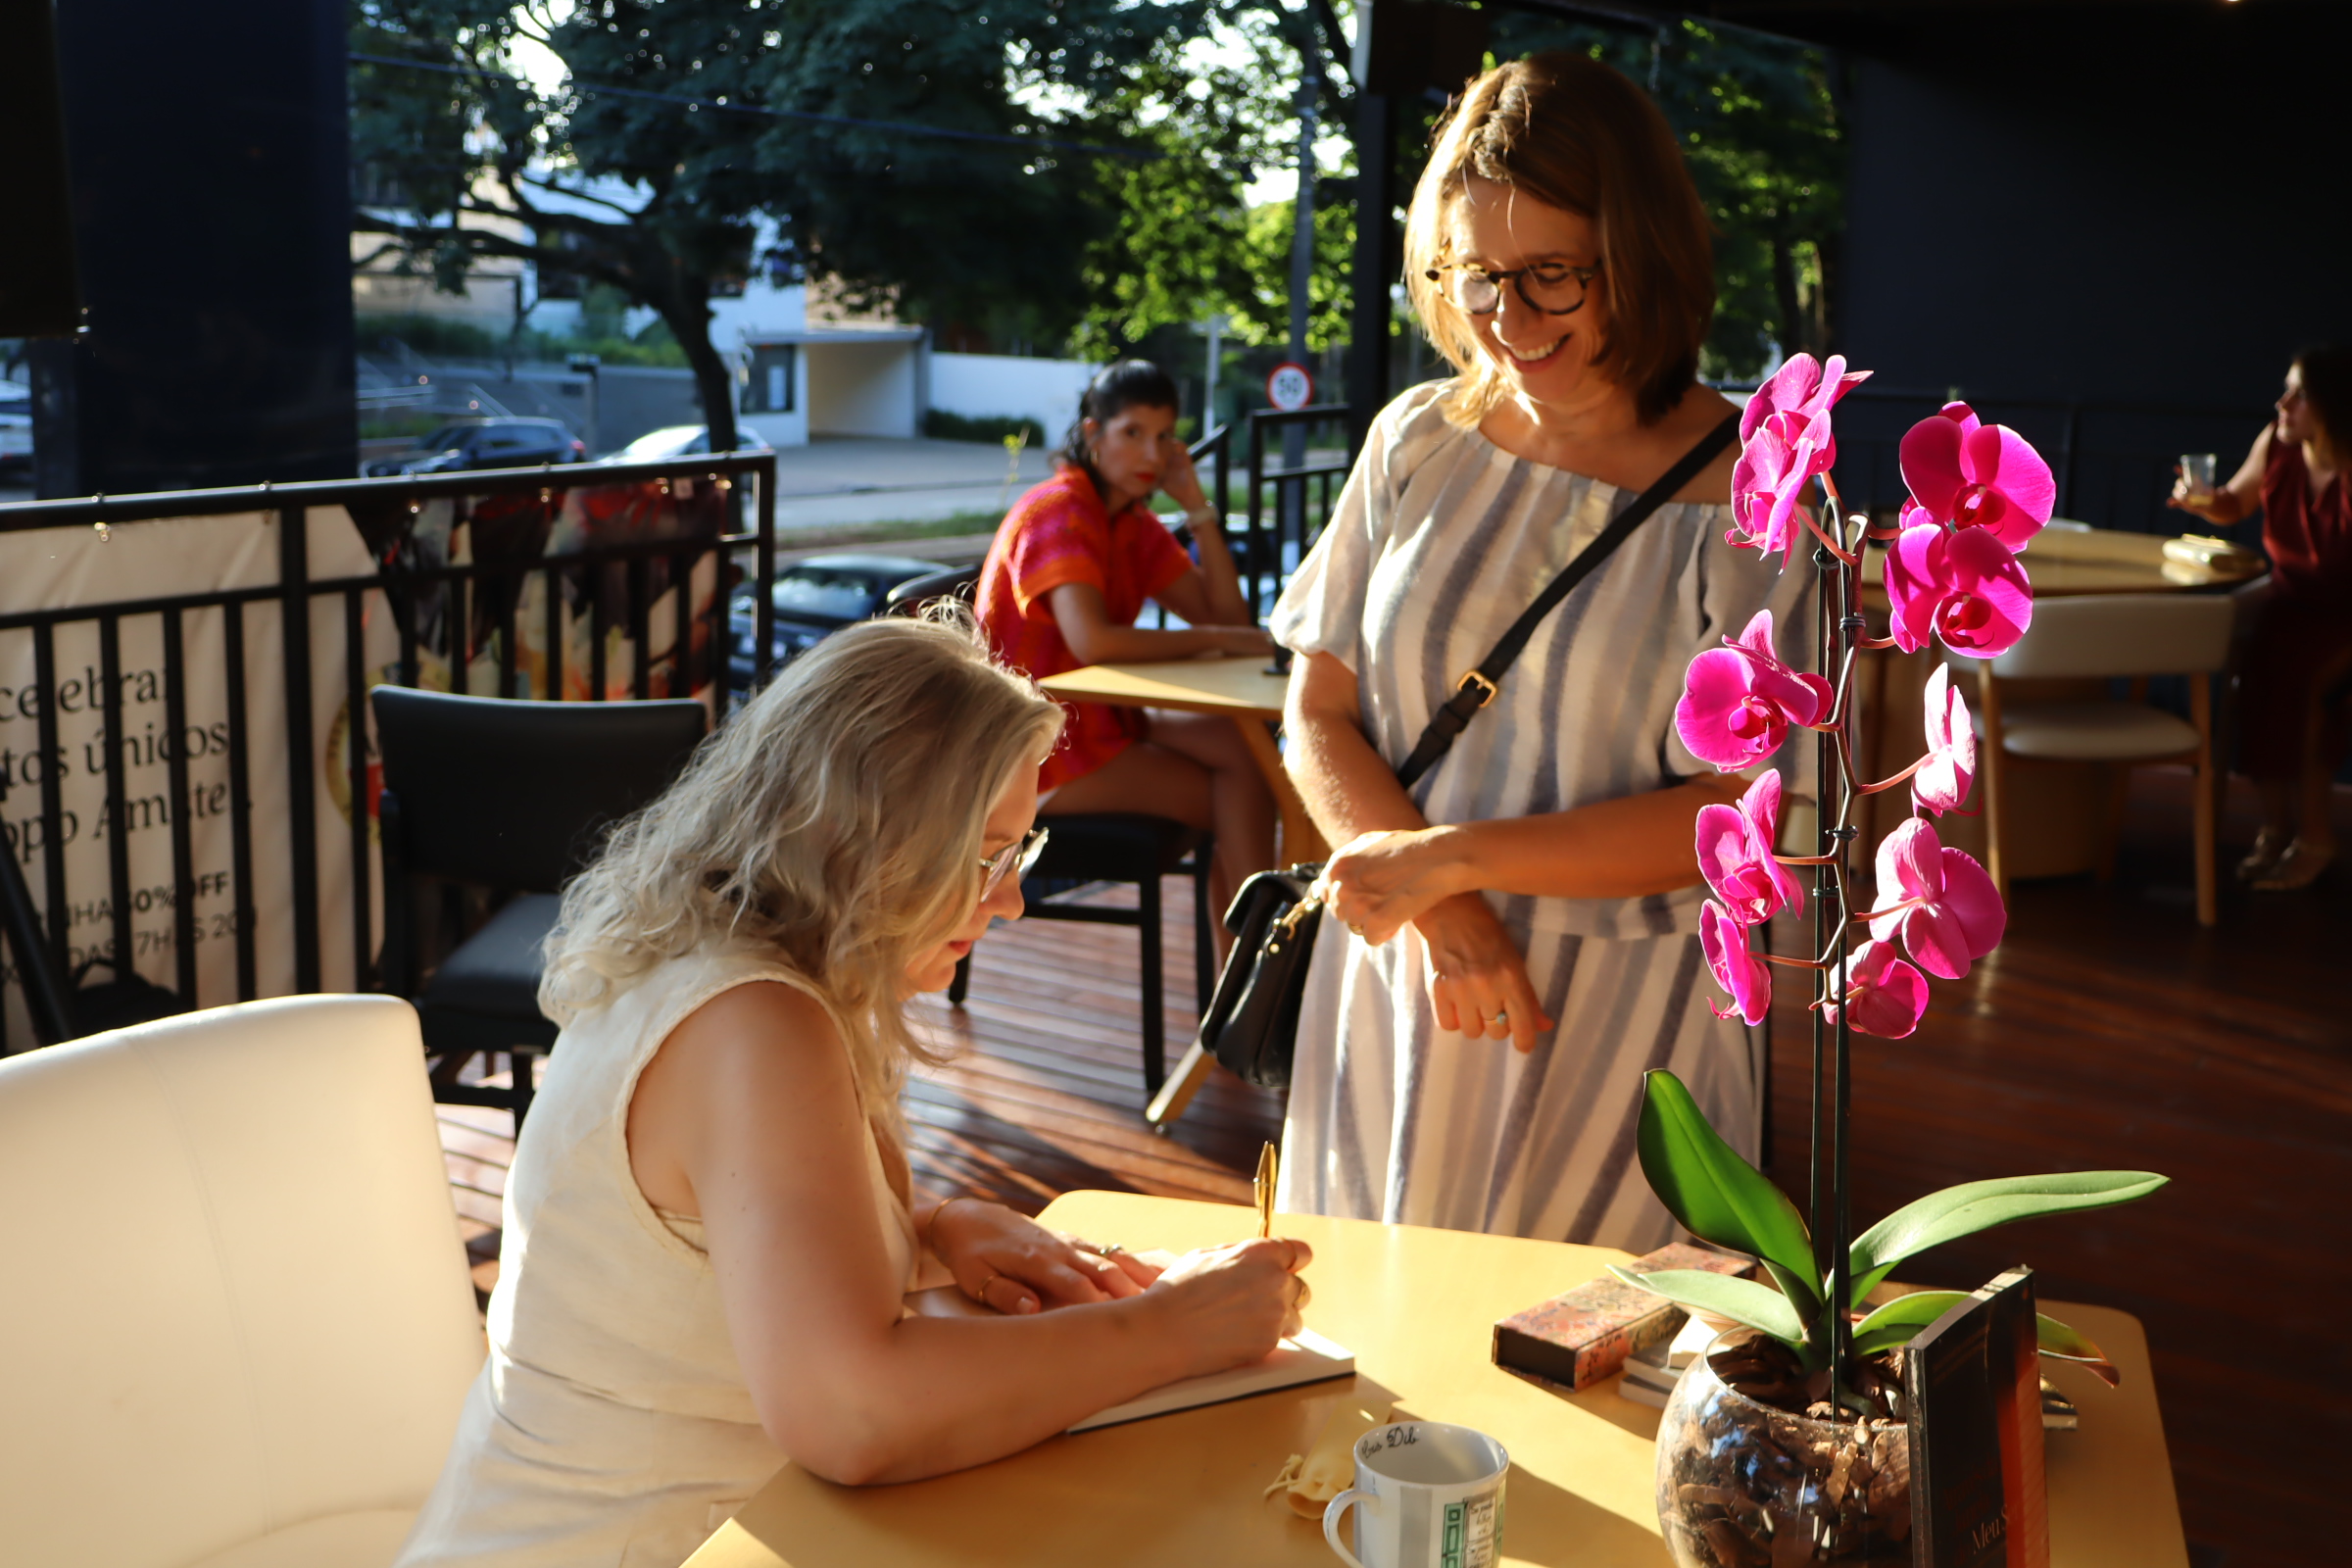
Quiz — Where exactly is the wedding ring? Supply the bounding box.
[970,1269,1000,1304]
[1100,1242,1125,1255]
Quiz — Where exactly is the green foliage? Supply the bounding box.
[1483,15,1844,381]
[1635,1069,1822,1322]
[922,410,1047,447]
[1844,1172,2171,1307]
[353,305,688,368]
[1608,1266,1812,1357]
[1634,1071,2166,1366]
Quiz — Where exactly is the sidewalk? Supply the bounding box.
[768,435,1047,530]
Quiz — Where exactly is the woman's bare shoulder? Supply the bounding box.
[1664,386,1741,506]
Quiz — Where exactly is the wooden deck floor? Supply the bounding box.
[441,767,2343,1568]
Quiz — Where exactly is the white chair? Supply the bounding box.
[0,996,484,1568]
[1974,593,2236,925]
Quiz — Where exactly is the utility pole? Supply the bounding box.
[1283,78,1318,554]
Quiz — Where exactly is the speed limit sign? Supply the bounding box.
[1265,361,1314,412]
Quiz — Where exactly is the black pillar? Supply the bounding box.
[1345,88,1397,456]
[31,0,356,496]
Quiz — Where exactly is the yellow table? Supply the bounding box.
[1038,660,1324,1129]
[1038,657,1326,868]
[688,1193,2188,1568]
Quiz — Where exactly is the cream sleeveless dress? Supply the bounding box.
[394,945,919,1568]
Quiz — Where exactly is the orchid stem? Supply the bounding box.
[1856,755,1928,796]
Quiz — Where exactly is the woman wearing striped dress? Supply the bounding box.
[1271,53,1811,1250]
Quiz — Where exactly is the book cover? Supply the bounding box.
[1066,1328,1355,1433]
[1491,1241,1756,1394]
[1905,1266,2049,1568]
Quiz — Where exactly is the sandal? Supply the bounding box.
[2235,828,2290,883]
[2251,839,2334,893]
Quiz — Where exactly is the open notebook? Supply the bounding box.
[903,1286,1354,1433]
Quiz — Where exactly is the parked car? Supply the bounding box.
[0,380,31,476]
[727,553,950,689]
[364,417,586,476]
[607,423,773,464]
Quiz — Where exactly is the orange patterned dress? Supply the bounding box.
[974,466,1195,792]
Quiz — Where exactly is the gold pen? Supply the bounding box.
[1254,1141,1278,1240]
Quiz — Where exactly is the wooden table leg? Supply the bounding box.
[1233,718,1326,865]
[1144,1041,1216,1133]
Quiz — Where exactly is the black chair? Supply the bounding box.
[372,688,709,1128]
[949,813,1214,1096]
[882,562,982,614]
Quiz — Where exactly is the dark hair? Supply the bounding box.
[1057,360,1181,502]
[2292,344,2352,456]
[1405,52,1715,427]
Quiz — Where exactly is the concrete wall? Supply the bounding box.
[807,341,918,438]
[929,352,1096,440]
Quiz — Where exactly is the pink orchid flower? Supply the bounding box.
[1729,413,1827,560]
[1695,768,1805,924]
[1913,663,1978,815]
[1869,816,2006,979]
[1739,352,1873,446]
[1675,611,1837,770]
[1700,901,1772,1024]
[1898,401,2055,551]
[1726,354,1871,559]
[1823,939,1932,1039]
[1884,520,2034,658]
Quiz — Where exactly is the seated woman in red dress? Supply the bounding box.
[974,361,1275,944]
[2171,345,2352,891]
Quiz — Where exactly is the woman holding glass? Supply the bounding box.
[394,616,1309,1568]
[1271,54,1811,1250]
[2170,345,2352,892]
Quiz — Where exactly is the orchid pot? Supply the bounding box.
[1625,357,2170,1555]
[1656,1328,1910,1567]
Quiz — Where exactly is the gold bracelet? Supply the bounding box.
[921,1193,982,1248]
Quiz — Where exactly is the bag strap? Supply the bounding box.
[1394,414,1740,788]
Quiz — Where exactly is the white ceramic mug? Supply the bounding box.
[1321,1420,1508,1568]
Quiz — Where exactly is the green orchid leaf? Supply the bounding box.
[1845,1172,2169,1306]
[1637,1070,1821,1317]
[1848,1291,1969,1358]
[2037,1312,2121,1388]
[1608,1266,1807,1349]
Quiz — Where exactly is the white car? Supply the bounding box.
[606,423,773,463]
[0,380,31,475]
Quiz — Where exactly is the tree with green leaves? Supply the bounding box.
[352,0,1203,452]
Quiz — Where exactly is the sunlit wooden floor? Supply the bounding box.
[441,766,2342,1568]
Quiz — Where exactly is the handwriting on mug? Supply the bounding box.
[1358,1425,1420,1459]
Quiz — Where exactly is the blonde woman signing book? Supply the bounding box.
[1272,55,1811,1250]
[394,616,1308,1568]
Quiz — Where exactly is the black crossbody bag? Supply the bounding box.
[1198,416,1740,1090]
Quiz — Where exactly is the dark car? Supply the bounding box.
[727,553,953,689]
[365,417,587,476]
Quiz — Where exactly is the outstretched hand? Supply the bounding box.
[929,1199,1161,1315]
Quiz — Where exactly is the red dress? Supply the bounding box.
[2239,439,2352,780]
[974,466,1194,792]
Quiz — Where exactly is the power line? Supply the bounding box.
[350,51,1157,161]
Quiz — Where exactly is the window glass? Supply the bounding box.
[743,345,797,414]
[771,564,886,623]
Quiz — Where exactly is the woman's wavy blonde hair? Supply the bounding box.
[540,611,1062,1152]
[1405,52,1715,428]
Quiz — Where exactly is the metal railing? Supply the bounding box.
[0,453,778,1052]
[1170,404,1353,618]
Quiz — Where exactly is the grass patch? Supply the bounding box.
[922,410,1049,447]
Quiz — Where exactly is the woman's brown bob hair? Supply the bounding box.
[1405,52,1715,427]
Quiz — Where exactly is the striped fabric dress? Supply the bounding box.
[1269,382,1812,1250]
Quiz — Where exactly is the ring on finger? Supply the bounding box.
[969,1269,1001,1304]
